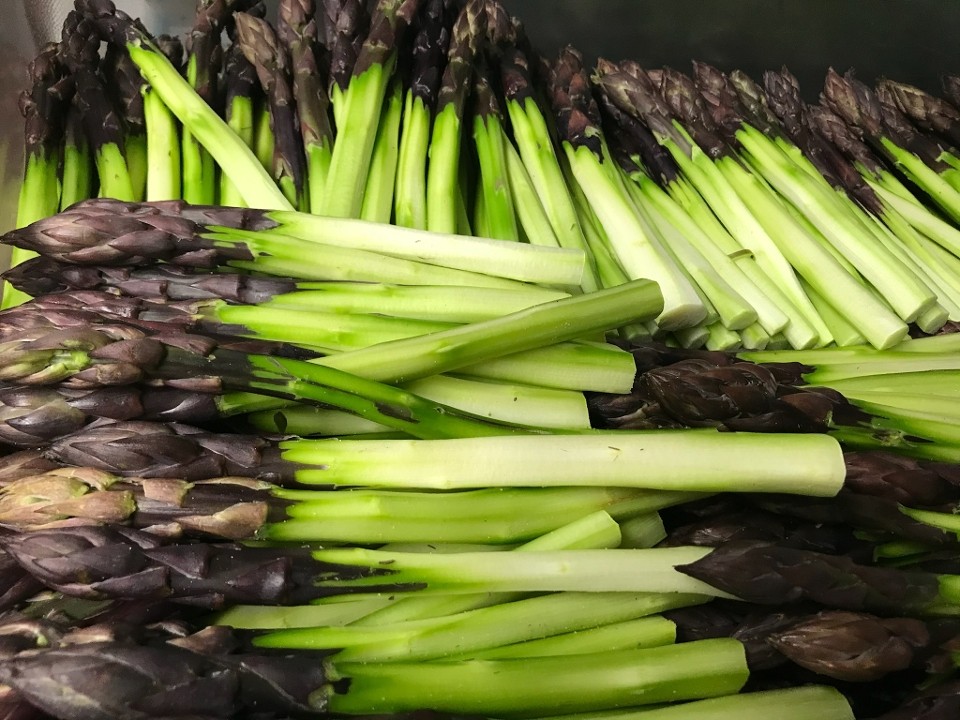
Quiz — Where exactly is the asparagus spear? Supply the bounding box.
[878,78,960,149]
[217,44,257,206]
[142,35,183,202]
[324,0,369,126]
[100,43,147,201]
[552,48,705,330]
[2,198,586,288]
[3,44,74,309]
[394,0,454,228]
[0,468,681,544]
[660,66,912,348]
[59,11,135,206]
[235,11,308,210]
[0,623,749,717]
[278,0,334,212]
[593,59,824,348]
[321,0,421,217]
[425,0,484,233]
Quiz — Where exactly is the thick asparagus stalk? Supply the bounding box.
[218,43,257,206]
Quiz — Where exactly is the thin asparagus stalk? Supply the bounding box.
[255,591,705,663]
[426,0,484,232]
[500,24,600,290]
[4,43,72,308]
[142,36,182,202]
[100,43,147,201]
[235,12,307,210]
[530,687,854,720]
[278,0,335,212]
[59,104,93,211]
[179,0,236,205]
[360,78,404,222]
[471,60,519,240]
[218,44,257,206]
[75,0,292,210]
[394,0,454,228]
[325,0,369,127]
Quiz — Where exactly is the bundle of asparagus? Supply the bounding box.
[5,0,960,718]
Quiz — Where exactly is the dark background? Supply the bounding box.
[500,0,960,99]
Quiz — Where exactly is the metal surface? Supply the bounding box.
[1,0,957,237]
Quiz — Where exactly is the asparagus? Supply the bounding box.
[235,11,308,210]
[324,0,369,124]
[660,66,912,348]
[278,0,334,212]
[425,0,484,233]
[0,624,749,717]
[870,678,960,720]
[142,35,183,202]
[75,0,292,210]
[594,59,824,347]
[4,43,73,309]
[878,78,960,149]
[217,44,257,206]
[2,198,585,288]
[100,43,147,201]
[822,69,960,225]
[320,0,421,217]
[0,466,681,544]
[394,0,454,228]
[553,49,705,330]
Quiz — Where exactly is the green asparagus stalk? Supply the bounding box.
[552,48,705,330]
[278,0,335,212]
[4,44,72,308]
[143,35,183,202]
[360,78,404,222]
[426,0,484,232]
[218,44,257,206]
[394,0,454,228]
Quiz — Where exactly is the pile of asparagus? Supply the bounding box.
[4,0,960,718]
[13,0,960,350]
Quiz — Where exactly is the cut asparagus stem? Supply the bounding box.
[255,591,705,663]
[284,431,845,495]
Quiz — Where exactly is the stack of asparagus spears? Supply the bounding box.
[4,0,960,718]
